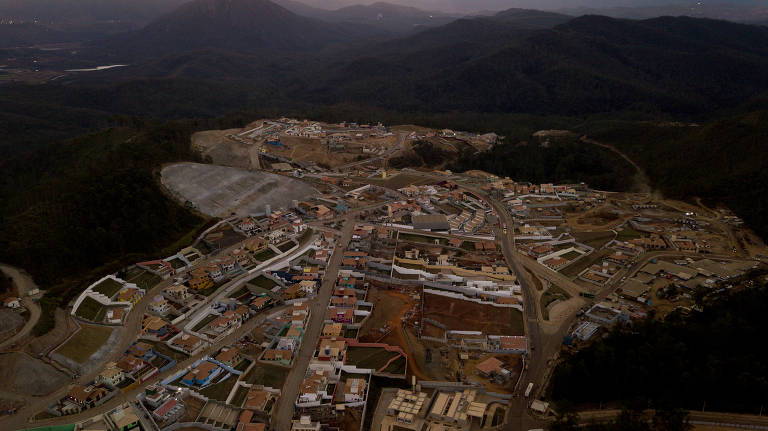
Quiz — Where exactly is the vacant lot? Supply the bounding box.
[243,364,288,389]
[364,173,434,190]
[423,293,525,336]
[162,162,316,217]
[0,352,69,395]
[92,278,123,297]
[359,288,409,341]
[128,271,162,291]
[572,230,616,249]
[74,296,106,322]
[346,347,401,371]
[56,325,114,363]
[540,285,572,320]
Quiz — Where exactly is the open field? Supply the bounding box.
[127,271,162,291]
[359,288,409,341]
[92,278,123,297]
[362,173,434,190]
[55,325,114,363]
[74,296,106,321]
[572,230,616,249]
[0,352,69,396]
[243,364,288,389]
[561,249,611,278]
[540,285,571,320]
[161,162,316,217]
[346,347,401,371]
[423,293,525,336]
[199,375,238,402]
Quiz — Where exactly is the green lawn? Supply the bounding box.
[243,364,288,389]
[146,340,189,362]
[346,347,401,371]
[128,271,162,291]
[56,325,113,363]
[253,249,277,262]
[199,375,238,402]
[382,356,407,375]
[398,232,447,245]
[193,313,219,332]
[277,241,296,253]
[230,385,249,407]
[249,275,277,290]
[540,285,572,320]
[509,309,525,336]
[91,278,123,297]
[616,225,643,241]
[298,228,314,246]
[74,296,105,321]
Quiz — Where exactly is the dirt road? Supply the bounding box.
[0,264,42,351]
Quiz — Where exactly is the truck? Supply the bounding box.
[579,292,595,299]
[524,382,534,398]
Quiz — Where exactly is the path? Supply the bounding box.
[580,135,651,193]
[0,264,42,351]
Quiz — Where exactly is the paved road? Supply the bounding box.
[0,264,42,351]
[272,218,354,431]
[336,132,407,171]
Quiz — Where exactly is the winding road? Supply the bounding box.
[0,264,42,351]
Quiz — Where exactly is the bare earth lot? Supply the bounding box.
[161,162,316,217]
[0,352,69,396]
[422,293,524,336]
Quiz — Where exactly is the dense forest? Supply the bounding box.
[578,111,768,239]
[0,117,251,334]
[0,272,12,294]
[450,136,638,192]
[550,408,691,431]
[548,283,768,414]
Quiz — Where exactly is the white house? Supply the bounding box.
[3,297,21,309]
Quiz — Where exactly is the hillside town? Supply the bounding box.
[1,117,765,431]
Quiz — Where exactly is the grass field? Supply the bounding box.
[91,278,123,298]
[616,225,644,241]
[540,285,571,320]
[230,385,249,407]
[147,340,188,362]
[397,232,448,245]
[346,347,401,371]
[249,275,277,290]
[572,230,616,249]
[199,374,238,402]
[561,250,583,260]
[510,309,524,336]
[56,325,113,363]
[128,271,162,291]
[193,314,219,332]
[277,241,295,253]
[561,249,610,278]
[243,364,288,389]
[298,228,314,246]
[253,249,277,262]
[74,296,105,321]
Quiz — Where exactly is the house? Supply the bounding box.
[283,284,305,300]
[298,280,317,295]
[128,342,155,360]
[344,378,367,403]
[144,385,168,408]
[182,361,219,386]
[292,416,322,431]
[142,316,170,337]
[234,304,251,321]
[262,349,292,364]
[116,355,146,375]
[317,338,346,362]
[153,398,184,422]
[322,323,343,337]
[67,385,108,407]
[203,263,225,282]
[215,347,242,367]
[218,256,238,274]
[149,296,171,315]
[251,296,272,311]
[211,310,242,334]
[3,297,21,309]
[117,287,142,305]
[277,337,298,352]
[499,336,527,353]
[166,284,189,301]
[297,371,331,405]
[243,389,270,411]
[106,307,126,324]
[329,307,353,324]
[98,363,126,387]
[475,357,505,377]
[189,276,214,291]
[171,333,205,355]
[238,217,258,233]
